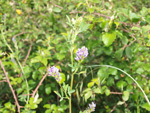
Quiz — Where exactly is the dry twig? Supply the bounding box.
[0,60,21,113]
[0,80,7,82]
[122,28,137,50]
[110,91,133,95]
[32,73,48,97]
[23,43,32,66]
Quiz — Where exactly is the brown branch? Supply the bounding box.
[12,32,30,39]
[23,43,32,66]
[50,2,63,9]
[110,91,133,95]
[109,103,117,113]
[32,73,48,97]
[0,80,7,82]
[0,60,20,113]
[23,94,32,96]
[122,28,137,50]
[103,0,105,9]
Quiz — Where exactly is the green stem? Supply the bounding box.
[1,29,30,104]
[137,99,140,113]
[59,84,69,100]
[69,46,74,113]
[86,65,150,105]
[17,59,29,104]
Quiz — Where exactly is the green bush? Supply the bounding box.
[0,0,150,112]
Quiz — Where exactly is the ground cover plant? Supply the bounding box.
[0,0,150,113]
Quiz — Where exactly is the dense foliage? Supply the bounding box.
[0,0,150,112]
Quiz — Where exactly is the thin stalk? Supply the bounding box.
[137,99,140,113]
[86,65,150,105]
[69,29,78,113]
[69,46,74,113]
[1,29,30,104]
[17,60,29,104]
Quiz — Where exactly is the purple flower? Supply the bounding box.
[48,66,61,82]
[11,58,17,64]
[86,102,96,113]
[12,37,17,43]
[75,46,88,61]
[3,14,6,20]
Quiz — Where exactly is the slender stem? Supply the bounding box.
[0,60,21,113]
[86,65,150,105]
[32,73,48,97]
[69,46,74,113]
[69,29,78,113]
[1,29,30,104]
[70,47,74,66]
[137,99,140,113]
[1,29,14,53]
[59,84,69,99]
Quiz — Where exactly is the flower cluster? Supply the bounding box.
[48,66,61,82]
[86,102,96,113]
[3,14,6,21]
[75,46,88,61]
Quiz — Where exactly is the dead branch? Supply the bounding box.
[32,73,48,97]
[0,60,21,113]
[23,43,32,66]
[0,80,7,82]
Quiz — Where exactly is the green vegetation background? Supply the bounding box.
[0,0,150,112]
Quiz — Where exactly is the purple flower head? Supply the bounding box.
[12,37,17,43]
[75,46,88,61]
[48,66,61,83]
[3,14,6,21]
[11,58,17,64]
[86,102,96,113]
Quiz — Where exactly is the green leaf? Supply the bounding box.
[43,104,51,109]
[102,32,116,47]
[54,91,61,97]
[97,67,109,81]
[45,110,52,113]
[129,12,140,22]
[117,80,127,90]
[41,58,47,66]
[103,46,113,55]
[32,71,39,80]
[115,48,123,59]
[122,91,129,101]
[45,86,51,95]
[108,68,117,75]
[93,88,101,94]
[31,56,42,64]
[59,73,65,84]
[30,103,38,109]
[84,91,92,102]
[68,89,75,94]
[125,47,132,59]
[131,26,141,31]
[136,68,144,74]
[55,53,65,61]
[88,7,94,13]
[105,89,110,96]
[117,101,124,105]
[4,102,11,109]
[121,36,128,45]
[87,82,94,88]
[142,25,150,33]
[53,7,61,13]
[141,103,150,111]
[79,22,90,32]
